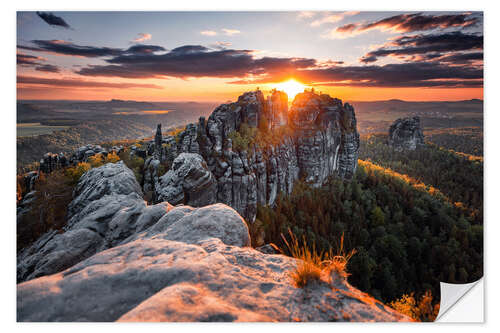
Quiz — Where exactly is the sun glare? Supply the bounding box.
[273,79,306,99]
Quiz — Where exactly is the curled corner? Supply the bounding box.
[436,278,483,322]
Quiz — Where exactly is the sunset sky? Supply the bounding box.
[16,11,483,102]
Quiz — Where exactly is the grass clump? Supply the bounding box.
[281,229,356,288]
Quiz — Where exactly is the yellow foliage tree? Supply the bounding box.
[88,153,104,168]
[390,290,440,322]
[104,152,120,163]
[65,162,91,184]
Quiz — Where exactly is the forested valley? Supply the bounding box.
[251,137,483,311]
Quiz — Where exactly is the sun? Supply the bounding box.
[273,79,306,99]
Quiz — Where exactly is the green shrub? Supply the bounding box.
[228,122,292,152]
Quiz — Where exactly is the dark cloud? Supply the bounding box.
[336,23,358,33]
[76,45,316,79]
[413,53,443,61]
[170,45,210,54]
[17,53,60,72]
[35,64,60,73]
[125,44,166,54]
[314,79,482,88]
[36,12,71,29]
[72,42,482,88]
[360,32,483,62]
[235,61,483,88]
[437,52,483,64]
[408,52,483,64]
[17,76,163,89]
[18,40,169,59]
[304,62,482,88]
[17,53,45,66]
[391,31,483,49]
[335,12,480,36]
[359,55,377,63]
[361,12,479,32]
[18,36,481,90]
[320,60,345,66]
[18,40,124,58]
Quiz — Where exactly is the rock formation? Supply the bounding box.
[39,152,68,173]
[23,171,39,194]
[18,89,359,226]
[17,144,125,222]
[267,89,288,129]
[155,153,217,207]
[17,162,409,322]
[388,116,425,151]
[153,123,162,159]
[35,144,124,177]
[17,161,167,282]
[148,89,359,222]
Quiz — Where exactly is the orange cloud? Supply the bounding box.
[311,11,359,27]
[132,33,152,43]
[201,30,217,36]
[222,28,240,36]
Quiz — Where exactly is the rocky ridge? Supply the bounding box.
[144,89,360,222]
[17,162,409,322]
[17,90,359,225]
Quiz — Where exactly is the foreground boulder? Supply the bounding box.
[155,153,217,207]
[17,162,171,282]
[17,162,246,283]
[17,162,409,322]
[18,236,408,322]
[388,116,425,151]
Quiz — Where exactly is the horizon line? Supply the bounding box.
[17,98,484,104]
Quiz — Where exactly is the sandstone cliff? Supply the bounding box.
[17,162,408,322]
[388,116,425,151]
[19,90,359,225]
[146,89,360,222]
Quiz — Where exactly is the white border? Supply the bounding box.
[3,1,498,332]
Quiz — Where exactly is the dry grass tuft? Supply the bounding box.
[280,229,356,288]
[322,233,357,285]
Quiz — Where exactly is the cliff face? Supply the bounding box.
[17,162,409,322]
[149,90,360,222]
[388,116,425,151]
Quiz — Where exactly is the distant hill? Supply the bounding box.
[16,99,218,170]
[17,103,68,123]
[350,99,483,134]
[351,99,483,114]
[66,99,158,111]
